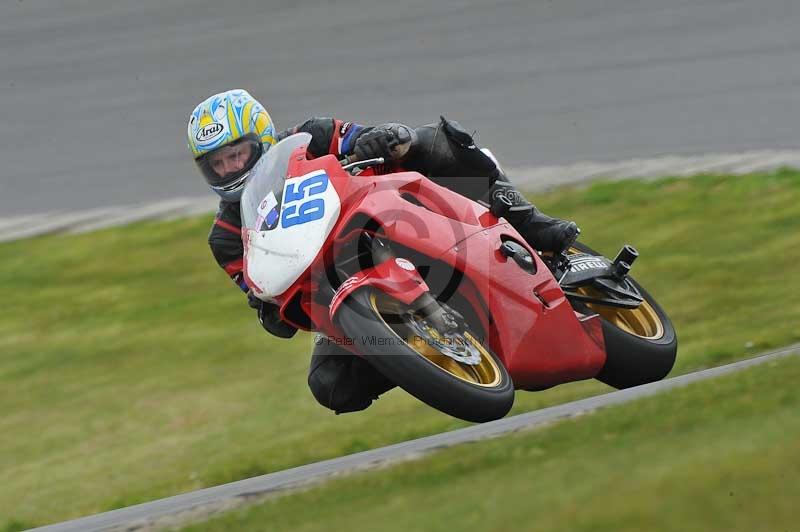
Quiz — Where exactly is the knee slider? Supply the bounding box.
[438,116,500,178]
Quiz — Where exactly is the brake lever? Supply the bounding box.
[341,157,385,174]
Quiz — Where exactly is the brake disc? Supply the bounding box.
[406,317,483,366]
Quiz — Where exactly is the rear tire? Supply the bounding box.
[570,242,678,389]
[336,288,515,422]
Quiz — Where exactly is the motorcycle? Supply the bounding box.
[241,133,677,423]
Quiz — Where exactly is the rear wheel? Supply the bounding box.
[335,288,515,422]
[569,242,678,389]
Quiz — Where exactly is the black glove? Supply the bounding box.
[352,123,416,163]
[248,291,298,339]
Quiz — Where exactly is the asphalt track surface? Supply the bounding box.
[2,147,800,243]
[31,344,800,532]
[2,0,799,218]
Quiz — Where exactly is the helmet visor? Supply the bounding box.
[196,135,264,189]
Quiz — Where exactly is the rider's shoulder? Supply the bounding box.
[277,117,338,157]
[278,117,336,138]
[277,116,334,142]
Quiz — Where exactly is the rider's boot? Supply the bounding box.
[482,178,580,254]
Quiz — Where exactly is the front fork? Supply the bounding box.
[365,233,466,332]
[325,233,460,334]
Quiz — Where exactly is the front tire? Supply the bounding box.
[335,288,515,423]
[570,242,678,389]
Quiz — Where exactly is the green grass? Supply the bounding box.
[2,170,799,527]
[179,353,800,532]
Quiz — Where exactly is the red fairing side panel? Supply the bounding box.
[356,173,493,260]
[449,227,606,389]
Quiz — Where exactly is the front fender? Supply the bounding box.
[329,258,430,322]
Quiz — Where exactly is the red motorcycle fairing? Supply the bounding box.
[261,146,606,391]
[328,258,431,323]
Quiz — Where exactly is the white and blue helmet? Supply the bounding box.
[187,89,276,201]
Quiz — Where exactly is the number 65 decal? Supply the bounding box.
[281,173,329,228]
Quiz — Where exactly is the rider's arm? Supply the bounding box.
[277,117,370,159]
[208,201,248,292]
[345,117,503,202]
[277,116,419,165]
[280,116,504,204]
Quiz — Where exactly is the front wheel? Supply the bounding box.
[569,242,678,389]
[335,288,515,423]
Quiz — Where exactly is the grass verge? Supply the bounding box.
[1,170,799,527]
[179,354,800,532]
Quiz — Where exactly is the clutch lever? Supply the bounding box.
[553,230,581,284]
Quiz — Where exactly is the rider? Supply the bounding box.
[187,89,580,414]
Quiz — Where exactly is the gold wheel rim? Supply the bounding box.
[369,293,502,387]
[568,247,665,340]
